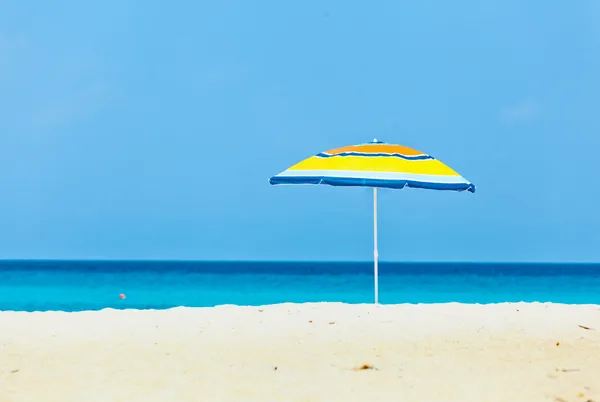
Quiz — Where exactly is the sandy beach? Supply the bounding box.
[1,302,599,402]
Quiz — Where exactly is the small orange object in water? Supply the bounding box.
[119,293,126,299]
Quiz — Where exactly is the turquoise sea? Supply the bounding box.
[0,261,599,312]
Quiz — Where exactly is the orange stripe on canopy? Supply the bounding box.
[324,144,426,156]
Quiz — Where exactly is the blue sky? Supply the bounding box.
[1,1,599,262]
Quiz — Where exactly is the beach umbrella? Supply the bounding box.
[269,139,475,304]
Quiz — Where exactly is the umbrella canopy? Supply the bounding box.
[270,139,474,192]
[269,139,475,303]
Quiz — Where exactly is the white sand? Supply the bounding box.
[1,302,599,402]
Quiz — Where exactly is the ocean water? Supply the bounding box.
[0,261,599,312]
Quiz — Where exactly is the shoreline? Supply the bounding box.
[1,300,600,314]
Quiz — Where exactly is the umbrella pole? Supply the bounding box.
[373,187,379,304]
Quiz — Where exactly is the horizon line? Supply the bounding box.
[0,259,598,265]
